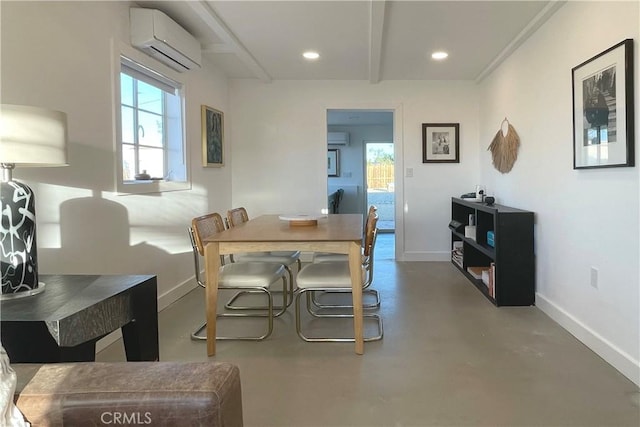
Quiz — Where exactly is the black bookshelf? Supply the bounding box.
[450,197,535,306]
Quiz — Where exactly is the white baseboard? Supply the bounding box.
[401,251,450,262]
[95,276,198,354]
[536,293,640,387]
[157,276,198,311]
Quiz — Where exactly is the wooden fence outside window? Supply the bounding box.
[366,163,394,191]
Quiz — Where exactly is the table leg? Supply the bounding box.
[204,242,221,356]
[349,240,364,354]
[1,322,98,362]
[122,276,159,361]
[59,341,98,362]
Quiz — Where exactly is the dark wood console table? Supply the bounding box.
[1,274,159,363]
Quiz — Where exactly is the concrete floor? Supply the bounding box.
[98,234,639,426]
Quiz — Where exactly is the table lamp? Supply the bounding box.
[1,104,68,300]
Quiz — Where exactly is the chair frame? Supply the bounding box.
[295,285,383,343]
[189,213,287,341]
[311,205,380,310]
[309,230,379,310]
[223,207,300,310]
[294,212,383,342]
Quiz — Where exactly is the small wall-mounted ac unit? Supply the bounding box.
[328,132,350,145]
[130,8,202,72]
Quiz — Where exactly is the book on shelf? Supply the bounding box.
[451,246,463,268]
[488,263,496,297]
[451,252,463,268]
[481,269,490,286]
[467,266,489,280]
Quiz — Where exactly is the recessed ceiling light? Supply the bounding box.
[303,51,320,60]
[431,51,448,60]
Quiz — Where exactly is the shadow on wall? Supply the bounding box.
[28,142,188,279]
[39,192,172,276]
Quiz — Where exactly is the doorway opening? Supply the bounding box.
[326,109,396,260]
[365,141,395,232]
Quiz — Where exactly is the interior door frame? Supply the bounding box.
[324,103,404,261]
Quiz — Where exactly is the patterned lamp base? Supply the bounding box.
[1,179,43,299]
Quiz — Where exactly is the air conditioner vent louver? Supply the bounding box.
[328,132,350,145]
[130,8,202,72]
[149,46,192,70]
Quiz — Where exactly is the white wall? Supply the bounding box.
[229,80,480,260]
[1,1,232,304]
[478,1,639,385]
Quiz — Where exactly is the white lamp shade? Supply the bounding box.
[0,104,68,166]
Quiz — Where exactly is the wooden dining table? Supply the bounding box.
[202,214,364,355]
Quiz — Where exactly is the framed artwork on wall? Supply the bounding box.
[422,123,460,163]
[572,39,634,169]
[202,105,224,167]
[327,148,340,177]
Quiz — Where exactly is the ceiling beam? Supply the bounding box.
[368,0,386,84]
[475,0,566,83]
[186,1,272,83]
[202,43,235,54]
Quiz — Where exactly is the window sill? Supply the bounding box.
[117,179,191,195]
[125,179,161,183]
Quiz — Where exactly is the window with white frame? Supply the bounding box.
[119,56,187,188]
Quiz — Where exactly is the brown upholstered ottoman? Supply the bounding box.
[13,362,243,426]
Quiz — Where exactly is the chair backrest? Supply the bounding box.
[188,212,225,287]
[360,204,377,244]
[190,212,226,256]
[366,205,377,226]
[227,207,249,228]
[362,210,379,286]
[363,210,379,258]
[335,188,344,213]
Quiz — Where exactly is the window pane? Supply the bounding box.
[122,144,135,181]
[165,92,186,182]
[137,110,163,148]
[121,106,135,144]
[139,146,164,178]
[137,80,162,114]
[120,73,133,106]
[119,56,187,191]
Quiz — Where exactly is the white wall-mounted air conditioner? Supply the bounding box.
[328,132,350,145]
[130,8,202,72]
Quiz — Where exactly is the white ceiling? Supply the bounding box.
[135,0,564,84]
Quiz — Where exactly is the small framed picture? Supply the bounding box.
[327,148,340,177]
[422,123,460,163]
[202,105,224,167]
[572,39,634,169]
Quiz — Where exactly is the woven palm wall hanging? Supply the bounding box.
[488,118,520,173]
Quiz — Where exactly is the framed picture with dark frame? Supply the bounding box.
[422,123,460,163]
[201,105,224,167]
[327,148,340,177]
[572,39,634,169]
